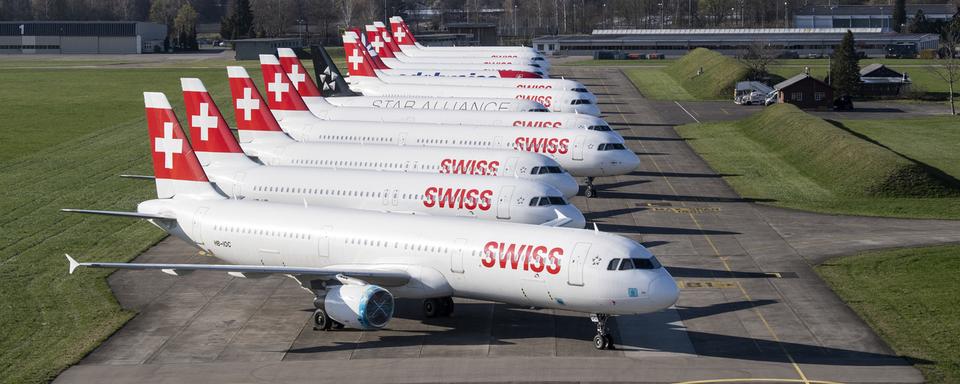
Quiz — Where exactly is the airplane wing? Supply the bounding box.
[61,209,176,221]
[65,255,411,287]
[540,209,572,227]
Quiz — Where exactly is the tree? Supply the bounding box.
[928,21,960,115]
[173,2,198,50]
[906,9,928,34]
[830,30,861,98]
[738,40,779,80]
[891,0,906,32]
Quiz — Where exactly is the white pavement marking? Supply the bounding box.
[674,101,701,123]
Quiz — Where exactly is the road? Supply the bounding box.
[56,67,960,383]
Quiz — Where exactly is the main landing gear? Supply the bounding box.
[423,297,454,318]
[584,177,598,198]
[312,296,343,331]
[591,313,615,350]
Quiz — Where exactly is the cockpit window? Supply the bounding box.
[529,108,550,112]
[529,196,568,206]
[597,143,627,151]
[607,257,662,270]
[587,125,611,131]
[570,99,592,105]
[531,166,564,175]
[572,87,588,92]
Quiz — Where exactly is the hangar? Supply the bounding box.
[533,28,940,58]
[0,21,167,54]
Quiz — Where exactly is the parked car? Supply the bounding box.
[833,96,854,110]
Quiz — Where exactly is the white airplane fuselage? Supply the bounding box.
[270,110,639,178]
[199,152,585,228]
[353,70,595,103]
[241,139,580,197]
[137,197,678,315]
[302,96,606,129]
[346,78,599,115]
[324,95,546,112]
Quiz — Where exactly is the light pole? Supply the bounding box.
[514,4,518,36]
[658,2,663,29]
[784,1,789,28]
[602,3,607,29]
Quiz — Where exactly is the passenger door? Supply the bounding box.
[315,225,332,263]
[572,136,585,161]
[496,186,514,220]
[449,238,467,273]
[567,242,591,286]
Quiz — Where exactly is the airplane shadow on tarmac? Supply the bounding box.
[285,300,925,366]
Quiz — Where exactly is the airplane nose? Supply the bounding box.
[560,205,587,229]
[647,274,680,311]
[552,174,580,198]
[579,104,601,116]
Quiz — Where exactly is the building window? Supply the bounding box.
[537,44,545,51]
[548,44,555,50]
[814,92,825,101]
[791,92,803,101]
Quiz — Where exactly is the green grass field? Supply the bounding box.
[837,116,960,178]
[817,245,960,383]
[623,67,696,101]
[559,58,674,66]
[0,64,267,383]
[675,105,960,219]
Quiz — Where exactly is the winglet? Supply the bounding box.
[593,222,600,233]
[66,254,80,274]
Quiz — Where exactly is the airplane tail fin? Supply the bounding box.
[365,25,395,58]
[181,78,258,167]
[226,66,297,148]
[373,22,403,54]
[258,54,312,111]
[389,16,417,45]
[309,44,359,97]
[144,92,222,200]
[342,31,378,78]
[277,48,323,98]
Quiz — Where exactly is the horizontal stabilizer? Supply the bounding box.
[119,174,155,180]
[540,209,572,227]
[64,256,411,286]
[60,209,176,221]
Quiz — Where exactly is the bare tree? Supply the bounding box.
[738,40,779,80]
[928,21,960,115]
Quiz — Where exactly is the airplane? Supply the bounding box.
[361,26,591,102]
[364,24,545,70]
[63,93,680,349]
[341,34,600,115]
[263,54,610,130]
[276,48,550,113]
[233,65,638,197]
[389,16,544,59]
[180,81,585,227]
[209,73,580,197]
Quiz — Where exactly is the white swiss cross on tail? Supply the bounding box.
[267,73,288,102]
[348,48,364,71]
[155,122,183,169]
[236,87,259,121]
[287,64,305,91]
[191,103,218,141]
[393,27,406,42]
[370,35,384,53]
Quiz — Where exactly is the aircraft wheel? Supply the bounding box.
[313,309,332,331]
[584,186,596,198]
[440,297,455,316]
[604,335,615,350]
[593,334,608,350]
[423,298,441,318]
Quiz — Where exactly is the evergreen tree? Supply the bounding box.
[906,9,928,34]
[891,0,906,32]
[831,30,861,98]
[235,0,254,38]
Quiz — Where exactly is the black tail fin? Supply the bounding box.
[310,45,358,97]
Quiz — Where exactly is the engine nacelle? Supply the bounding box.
[324,284,394,329]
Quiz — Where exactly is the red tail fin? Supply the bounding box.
[277,48,322,97]
[144,92,208,182]
[366,25,394,58]
[341,32,377,77]
[226,66,285,132]
[389,16,415,45]
[373,23,403,53]
[258,54,310,111]
[181,78,243,154]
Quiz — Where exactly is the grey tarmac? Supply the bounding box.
[55,66,960,384]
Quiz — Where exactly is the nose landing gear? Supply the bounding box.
[423,297,455,318]
[591,313,614,350]
[583,177,598,198]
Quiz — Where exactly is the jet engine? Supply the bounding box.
[324,284,395,329]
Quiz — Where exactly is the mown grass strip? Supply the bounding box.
[817,245,960,384]
[675,104,960,219]
[623,67,696,101]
